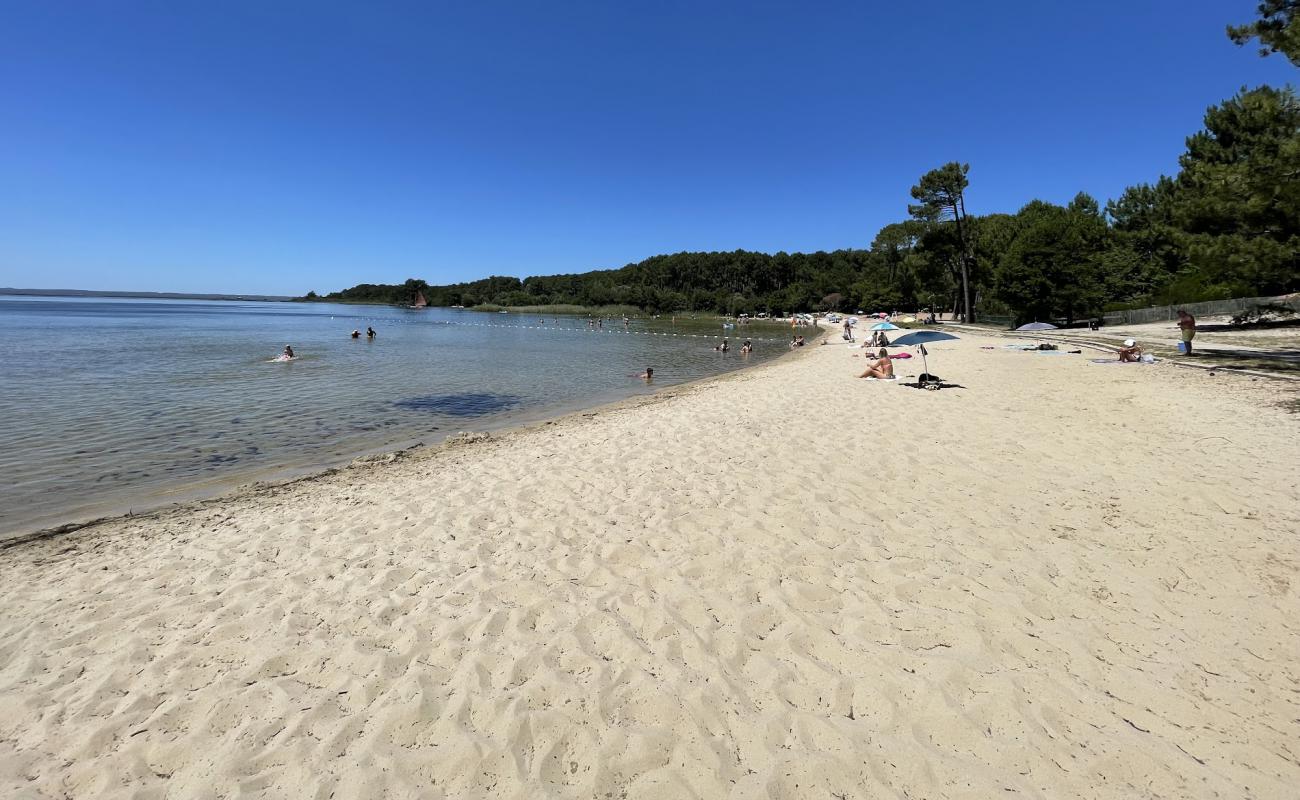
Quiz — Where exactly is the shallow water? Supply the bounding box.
[0,297,798,536]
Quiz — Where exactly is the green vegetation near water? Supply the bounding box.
[469,303,644,316]
[310,8,1300,327]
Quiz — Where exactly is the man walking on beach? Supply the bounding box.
[1177,310,1196,355]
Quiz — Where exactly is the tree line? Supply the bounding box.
[313,6,1299,325]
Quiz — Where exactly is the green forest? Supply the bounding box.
[313,6,1299,325]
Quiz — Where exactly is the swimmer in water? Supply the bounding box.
[283,345,295,359]
[351,329,360,338]
[367,326,376,339]
[639,367,654,381]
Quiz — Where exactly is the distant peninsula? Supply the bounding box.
[0,288,295,302]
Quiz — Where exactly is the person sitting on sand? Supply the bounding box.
[283,345,295,359]
[859,348,894,379]
[351,329,360,338]
[367,326,376,339]
[1118,338,1142,362]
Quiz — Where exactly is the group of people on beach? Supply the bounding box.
[350,326,377,340]
[1116,310,1196,361]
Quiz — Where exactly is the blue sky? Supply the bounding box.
[1,1,1294,295]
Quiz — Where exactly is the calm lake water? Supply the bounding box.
[0,296,798,537]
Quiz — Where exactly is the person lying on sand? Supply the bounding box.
[859,348,894,379]
[1118,339,1142,362]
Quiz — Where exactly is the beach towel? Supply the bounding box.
[1090,357,1158,365]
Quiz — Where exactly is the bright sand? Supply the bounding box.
[2,335,1297,799]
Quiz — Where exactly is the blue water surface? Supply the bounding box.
[0,297,794,536]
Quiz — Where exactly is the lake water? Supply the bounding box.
[0,296,799,538]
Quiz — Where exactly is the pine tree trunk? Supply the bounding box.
[960,260,973,323]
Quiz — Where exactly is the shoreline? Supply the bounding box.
[1,337,821,549]
[2,332,1297,797]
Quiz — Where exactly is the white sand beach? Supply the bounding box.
[2,335,1297,799]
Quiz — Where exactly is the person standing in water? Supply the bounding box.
[283,345,295,359]
[366,326,376,339]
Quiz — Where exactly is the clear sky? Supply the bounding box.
[1,1,1294,295]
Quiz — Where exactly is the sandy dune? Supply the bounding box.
[2,335,1297,799]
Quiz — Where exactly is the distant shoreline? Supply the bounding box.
[0,288,295,302]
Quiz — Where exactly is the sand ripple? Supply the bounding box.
[2,339,1298,798]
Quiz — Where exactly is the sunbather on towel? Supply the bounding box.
[1118,338,1142,362]
[859,348,894,379]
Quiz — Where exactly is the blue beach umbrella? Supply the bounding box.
[870,322,900,331]
[1015,322,1058,331]
[889,330,960,387]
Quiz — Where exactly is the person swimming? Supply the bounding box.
[282,345,295,359]
[351,329,360,338]
[366,326,376,339]
[639,367,654,381]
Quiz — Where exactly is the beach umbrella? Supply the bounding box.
[890,330,960,387]
[870,322,899,331]
[1015,322,1058,331]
